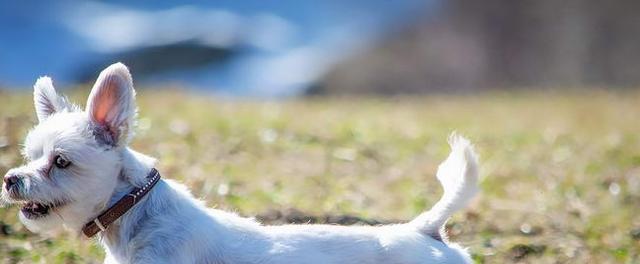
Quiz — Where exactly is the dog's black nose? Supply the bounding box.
[3,173,20,191]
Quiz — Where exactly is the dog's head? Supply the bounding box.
[1,63,138,234]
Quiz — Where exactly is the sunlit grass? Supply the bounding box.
[0,89,639,263]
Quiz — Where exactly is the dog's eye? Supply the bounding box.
[54,155,71,169]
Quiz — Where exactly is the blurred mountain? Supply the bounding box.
[311,0,640,95]
[76,43,236,83]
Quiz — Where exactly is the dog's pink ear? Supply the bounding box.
[33,77,72,122]
[86,62,137,146]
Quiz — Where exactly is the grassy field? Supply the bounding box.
[0,89,639,263]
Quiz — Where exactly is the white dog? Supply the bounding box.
[2,63,480,264]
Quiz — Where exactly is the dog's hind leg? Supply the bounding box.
[409,133,479,241]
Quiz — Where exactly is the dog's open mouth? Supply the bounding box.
[20,201,65,219]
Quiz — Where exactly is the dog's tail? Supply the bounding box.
[409,133,479,241]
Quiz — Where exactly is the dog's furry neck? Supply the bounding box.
[95,148,269,263]
[98,148,158,260]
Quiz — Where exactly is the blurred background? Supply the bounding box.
[1,1,640,263]
[2,0,640,96]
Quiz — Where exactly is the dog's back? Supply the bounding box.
[111,134,479,264]
[253,133,478,263]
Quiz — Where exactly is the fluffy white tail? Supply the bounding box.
[409,133,479,241]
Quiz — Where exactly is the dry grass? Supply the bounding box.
[0,89,639,263]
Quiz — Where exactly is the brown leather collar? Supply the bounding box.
[82,168,161,238]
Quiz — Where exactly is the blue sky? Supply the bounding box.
[0,0,434,96]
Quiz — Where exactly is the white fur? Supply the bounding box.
[2,63,480,264]
[33,76,75,122]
